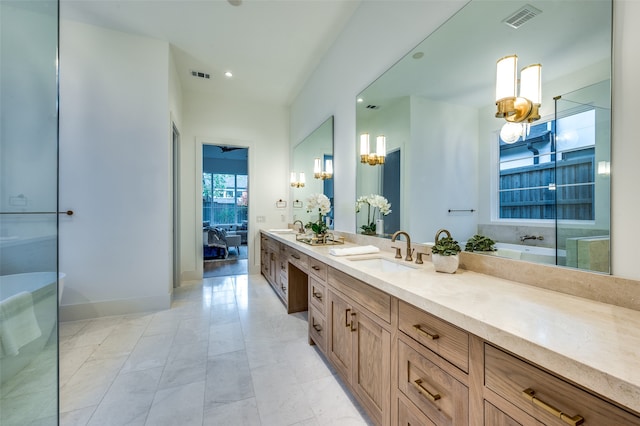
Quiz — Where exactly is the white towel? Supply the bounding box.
[329,245,380,257]
[0,291,42,357]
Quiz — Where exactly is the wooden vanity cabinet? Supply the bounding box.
[268,236,640,426]
[327,267,392,426]
[397,300,470,426]
[483,344,640,426]
[260,234,279,290]
[308,260,328,353]
[260,233,308,314]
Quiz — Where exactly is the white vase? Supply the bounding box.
[376,219,384,235]
[432,253,459,273]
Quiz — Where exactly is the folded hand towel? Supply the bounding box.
[329,245,380,256]
[0,291,42,357]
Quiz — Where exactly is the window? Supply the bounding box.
[498,109,595,220]
[203,173,248,225]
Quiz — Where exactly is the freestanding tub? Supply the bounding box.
[492,242,566,265]
[0,271,63,385]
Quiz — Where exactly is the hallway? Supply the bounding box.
[59,274,371,425]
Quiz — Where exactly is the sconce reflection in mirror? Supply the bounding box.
[290,172,305,188]
[360,133,386,165]
[598,161,611,176]
[495,55,542,144]
[314,158,333,180]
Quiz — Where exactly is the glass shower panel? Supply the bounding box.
[554,81,611,273]
[1,1,60,425]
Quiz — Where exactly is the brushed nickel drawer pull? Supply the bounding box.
[313,291,323,301]
[345,308,351,327]
[291,253,300,260]
[350,312,357,332]
[413,324,440,340]
[522,388,584,426]
[413,379,441,402]
[312,265,321,271]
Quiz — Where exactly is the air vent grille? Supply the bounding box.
[191,70,210,79]
[503,4,542,29]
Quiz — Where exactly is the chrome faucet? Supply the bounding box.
[520,235,544,242]
[292,220,305,233]
[391,230,413,262]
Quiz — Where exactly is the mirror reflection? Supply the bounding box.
[355,0,611,273]
[292,116,334,228]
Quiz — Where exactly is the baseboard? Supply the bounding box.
[59,293,171,321]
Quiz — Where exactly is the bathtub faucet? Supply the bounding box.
[520,235,544,242]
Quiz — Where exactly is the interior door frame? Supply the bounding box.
[196,138,255,277]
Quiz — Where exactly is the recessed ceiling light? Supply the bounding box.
[357,98,364,103]
[225,71,233,78]
[412,52,424,59]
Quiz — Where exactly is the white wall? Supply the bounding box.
[292,0,640,280]
[408,96,478,244]
[180,91,290,279]
[59,21,174,319]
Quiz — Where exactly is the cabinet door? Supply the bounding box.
[351,308,391,426]
[484,400,543,426]
[327,290,352,381]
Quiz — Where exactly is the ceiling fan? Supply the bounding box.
[219,146,244,153]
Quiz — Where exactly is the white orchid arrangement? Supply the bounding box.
[305,193,331,235]
[355,194,391,234]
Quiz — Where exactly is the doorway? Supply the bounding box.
[202,144,249,277]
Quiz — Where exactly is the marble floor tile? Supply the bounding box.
[145,381,205,426]
[204,350,255,408]
[57,273,370,425]
[202,397,261,426]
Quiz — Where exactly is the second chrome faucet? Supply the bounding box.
[391,230,413,262]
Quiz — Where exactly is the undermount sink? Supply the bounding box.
[348,257,416,272]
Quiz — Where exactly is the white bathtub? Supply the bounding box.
[0,271,64,385]
[492,243,565,265]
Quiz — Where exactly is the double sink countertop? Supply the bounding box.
[262,229,640,414]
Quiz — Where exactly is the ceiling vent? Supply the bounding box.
[503,4,542,29]
[366,105,380,110]
[190,70,210,79]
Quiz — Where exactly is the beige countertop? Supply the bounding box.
[262,229,640,414]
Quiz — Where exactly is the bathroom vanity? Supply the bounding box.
[260,230,640,426]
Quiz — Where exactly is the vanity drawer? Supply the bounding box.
[398,338,469,425]
[398,300,469,373]
[309,276,326,315]
[308,257,328,282]
[484,344,640,425]
[328,267,391,324]
[398,393,437,426]
[308,304,326,353]
[287,247,308,272]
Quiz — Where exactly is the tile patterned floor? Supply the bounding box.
[59,274,372,425]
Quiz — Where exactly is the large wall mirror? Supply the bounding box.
[355,0,612,273]
[292,116,335,227]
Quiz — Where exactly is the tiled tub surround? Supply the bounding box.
[263,230,640,417]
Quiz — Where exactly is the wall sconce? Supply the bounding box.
[360,133,386,165]
[496,55,541,143]
[314,157,333,180]
[290,172,305,188]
